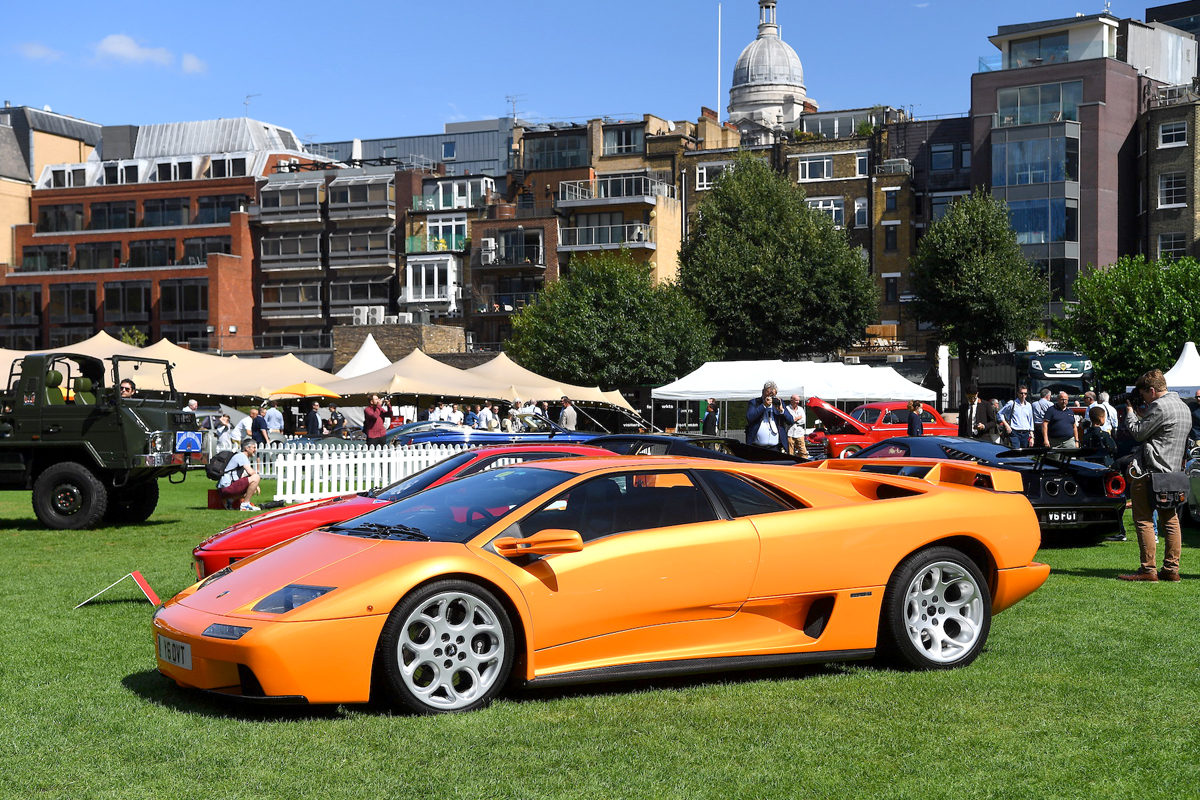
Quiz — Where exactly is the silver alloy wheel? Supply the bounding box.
[395,590,506,710]
[902,561,986,664]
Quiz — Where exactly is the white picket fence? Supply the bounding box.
[250,440,371,480]
[272,443,475,503]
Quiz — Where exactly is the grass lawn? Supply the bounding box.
[2,477,1199,800]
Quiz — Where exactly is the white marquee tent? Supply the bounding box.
[652,359,935,403]
[1164,341,1200,394]
[335,334,392,379]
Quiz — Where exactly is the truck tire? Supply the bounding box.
[33,462,109,530]
[107,480,160,525]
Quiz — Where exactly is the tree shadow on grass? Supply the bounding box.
[1051,565,1199,580]
[121,670,347,722]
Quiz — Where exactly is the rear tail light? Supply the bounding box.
[1105,472,1127,498]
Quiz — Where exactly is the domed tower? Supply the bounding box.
[728,0,815,137]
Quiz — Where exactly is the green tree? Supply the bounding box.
[1058,254,1200,388]
[909,190,1044,383]
[678,152,878,358]
[506,251,718,387]
[118,326,148,347]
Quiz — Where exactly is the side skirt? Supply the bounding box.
[527,648,875,688]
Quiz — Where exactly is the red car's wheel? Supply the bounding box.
[878,546,991,670]
[377,580,514,714]
[838,445,862,458]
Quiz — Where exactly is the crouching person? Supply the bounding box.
[218,440,261,512]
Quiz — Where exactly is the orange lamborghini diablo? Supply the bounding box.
[152,456,1050,713]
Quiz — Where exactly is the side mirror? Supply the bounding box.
[494,529,583,558]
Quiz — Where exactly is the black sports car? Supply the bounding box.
[588,434,807,465]
[851,436,1127,544]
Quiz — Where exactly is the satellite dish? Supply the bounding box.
[667,120,676,132]
[43,105,52,112]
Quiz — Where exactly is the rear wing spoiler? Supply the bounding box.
[799,457,1024,492]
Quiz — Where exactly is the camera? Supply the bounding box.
[1110,391,1136,407]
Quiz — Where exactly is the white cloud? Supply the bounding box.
[17,42,62,62]
[913,2,931,7]
[94,34,172,66]
[181,53,207,74]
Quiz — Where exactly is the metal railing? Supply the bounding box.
[559,176,677,203]
[992,111,1077,128]
[405,234,467,253]
[471,291,538,313]
[560,222,654,248]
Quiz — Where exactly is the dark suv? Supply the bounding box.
[0,353,200,529]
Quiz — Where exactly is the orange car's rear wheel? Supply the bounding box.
[377,580,514,714]
[878,546,991,670]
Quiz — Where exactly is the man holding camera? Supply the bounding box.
[745,380,789,452]
[1118,369,1190,582]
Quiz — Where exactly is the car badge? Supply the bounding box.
[215,591,229,598]
[1054,362,1071,372]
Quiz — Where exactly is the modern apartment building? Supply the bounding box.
[318,118,519,183]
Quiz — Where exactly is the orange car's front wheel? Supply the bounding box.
[377,580,515,714]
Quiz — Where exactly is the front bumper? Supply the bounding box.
[152,603,388,705]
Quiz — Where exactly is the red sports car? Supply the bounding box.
[806,397,956,458]
[192,444,611,578]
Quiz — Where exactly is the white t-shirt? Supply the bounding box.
[476,407,493,429]
[786,405,806,439]
[448,409,464,425]
[233,416,255,442]
[217,451,250,489]
[753,409,779,447]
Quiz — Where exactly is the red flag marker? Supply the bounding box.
[74,570,161,609]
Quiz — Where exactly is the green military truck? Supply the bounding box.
[0,352,201,529]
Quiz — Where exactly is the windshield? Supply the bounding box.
[375,450,480,501]
[508,412,557,433]
[332,466,574,543]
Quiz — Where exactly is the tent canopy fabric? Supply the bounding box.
[466,352,633,410]
[1165,341,1200,394]
[652,359,935,403]
[332,349,519,401]
[335,334,391,378]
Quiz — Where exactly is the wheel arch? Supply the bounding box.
[906,535,999,598]
[31,448,107,483]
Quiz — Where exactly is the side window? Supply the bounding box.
[855,408,881,425]
[635,443,671,455]
[920,410,935,423]
[881,411,903,425]
[519,472,716,542]
[700,471,798,517]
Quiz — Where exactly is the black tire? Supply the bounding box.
[877,546,992,671]
[376,579,514,714]
[32,462,109,530]
[106,480,160,525]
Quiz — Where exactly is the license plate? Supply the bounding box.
[1046,510,1078,523]
[157,635,192,670]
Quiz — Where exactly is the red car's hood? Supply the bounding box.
[806,397,868,435]
[195,495,385,553]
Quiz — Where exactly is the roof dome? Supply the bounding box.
[731,1,805,91]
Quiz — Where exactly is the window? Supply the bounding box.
[698,471,794,517]
[206,158,246,178]
[854,197,868,227]
[261,235,321,261]
[0,328,40,350]
[48,327,94,349]
[1006,198,1078,244]
[330,277,392,306]
[1033,258,1080,303]
[603,127,644,155]
[75,242,121,271]
[183,236,232,264]
[196,195,246,224]
[157,163,173,181]
[261,282,321,308]
[160,279,208,320]
[160,324,208,347]
[103,281,151,323]
[885,276,899,303]
[128,239,177,269]
[90,201,136,230]
[960,143,971,170]
[442,141,456,161]
[930,143,954,172]
[797,155,833,180]
[520,471,717,543]
[695,162,728,190]
[885,190,897,211]
[408,258,452,300]
[142,197,189,227]
[884,226,898,251]
[123,164,139,184]
[991,136,1079,186]
[1160,121,1188,147]
[856,153,868,176]
[155,161,193,182]
[329,229,393,257]
[21,245,69,272]
[524,134,587,170]
[0,285,41,325]
[1159,232,1188,259]
[260,186,319,212]
[996,80,1082,126]
[177,161,193,180]
[426,215,467,250]
[808,198,844,226]
[103,164,118,185]
[931,194,960,221]
[329,179,394,207]
[1159,172,1187,207]
[36,204,84,232]
[1009,31,1069,67]
[48,283,95,323]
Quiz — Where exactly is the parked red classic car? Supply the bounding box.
[805,397,956,458]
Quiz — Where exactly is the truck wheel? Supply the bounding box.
[33,463,109,530]
[107,481,160,525]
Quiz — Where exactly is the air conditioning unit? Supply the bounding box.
[844,355,861,364]
[366,305,386,325]
[454,197,468,209]
[383,315,398,324]
[352,305,369,325]
[481,237,497,252]
[395,312,413,324]
[480,250,497,265]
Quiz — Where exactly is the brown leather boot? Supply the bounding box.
[1157,569,1182,582]
[1117,570,1159,582]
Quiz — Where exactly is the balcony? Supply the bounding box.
[400,286,455,304]
[406,234,467,253]
[479,244,545,269]
[557,176,677,208]
[471,290,538,314]
[559,223,655,251]
[412,195,476,212]
[877,159,913,177]
[976,40,1106,73]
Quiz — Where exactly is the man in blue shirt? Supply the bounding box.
[1041,391,1078,448]
[1031,388,1054,446]
[263,400,286,443]
[999,386,1035,449]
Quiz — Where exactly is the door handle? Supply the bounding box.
[43,424,61,434]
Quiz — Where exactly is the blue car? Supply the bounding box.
[391,409,599,447]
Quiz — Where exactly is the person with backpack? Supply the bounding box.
[213,440,261,512]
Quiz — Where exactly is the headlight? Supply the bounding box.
[1084,360,1093,371]
[198,566,232,589]
[149,433,164,452]
[252,585,335,614]
[203,623,251,640]
[1031,359,1043,371]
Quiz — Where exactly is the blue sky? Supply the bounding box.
[5,0,1153,144]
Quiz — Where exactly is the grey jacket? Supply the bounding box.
[1126,391,1190,473]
